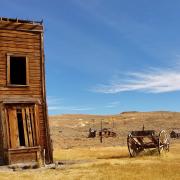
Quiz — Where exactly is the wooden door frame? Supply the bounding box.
[4,103,40,149]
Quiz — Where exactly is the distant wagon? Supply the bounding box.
[99,128,117,138]
[88,128,96,138]
[170,130,180,139]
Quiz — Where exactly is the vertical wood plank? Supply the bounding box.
[34,104,40,145]
[0,104,3,154]
[30,107,36,146]
[26,57,29,85]
[22,108,29,146]
[6,55,10,85]
[36,149,43,167]
[0,105,9,150]
[7,107,19,148]
[5,108,11,149]
[25,107,33,146]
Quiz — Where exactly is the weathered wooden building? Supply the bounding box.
[0,17,53,165]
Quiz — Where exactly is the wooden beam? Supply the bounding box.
[30,107,36,146]
[34,105,40,145]
[22,108,29,146]
[7,107,19,148]
[25,107,33,147]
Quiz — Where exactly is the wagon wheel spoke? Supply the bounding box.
[158,130,170,154]
[127,134,141,157]
[164,137,170,152]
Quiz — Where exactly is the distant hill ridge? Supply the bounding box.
[50,111,180,118]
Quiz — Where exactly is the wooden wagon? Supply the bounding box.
[127,130,170,157]
[99,128,117,138]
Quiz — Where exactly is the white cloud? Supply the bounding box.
[93,68,180,94]
[48,106,93,111]
[47,96,93,112]
[47,96,63,105]
[105,101,120,108]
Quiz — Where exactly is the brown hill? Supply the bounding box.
[49,111,180,149]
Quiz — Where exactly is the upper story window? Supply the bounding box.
[7,54,29,86]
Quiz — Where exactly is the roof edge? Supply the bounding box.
[0,17,43,25]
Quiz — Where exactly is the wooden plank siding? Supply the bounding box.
[0,19,53,164]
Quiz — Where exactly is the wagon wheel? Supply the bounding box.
[158,130,170,154]
[127,134,140,157]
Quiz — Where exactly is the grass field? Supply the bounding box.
[0,143,179,180]
[0,112,179,179]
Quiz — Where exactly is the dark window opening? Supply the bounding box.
[17,110,25,146]
[10,56,27,85]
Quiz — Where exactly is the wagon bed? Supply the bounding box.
[127,130,169,157]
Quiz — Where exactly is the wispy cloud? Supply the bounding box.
[47,96,63,105]
[48,106,93,111]
[93,68,180,94]
[105,101,120,108]
[47,96,93,112]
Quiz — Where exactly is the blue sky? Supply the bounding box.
[1,0,180,115]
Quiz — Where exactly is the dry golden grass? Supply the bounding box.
[0,143,179,180]
[0,112,179,179]
[54,146,128,161]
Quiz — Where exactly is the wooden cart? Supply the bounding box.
[127,130,169,157]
